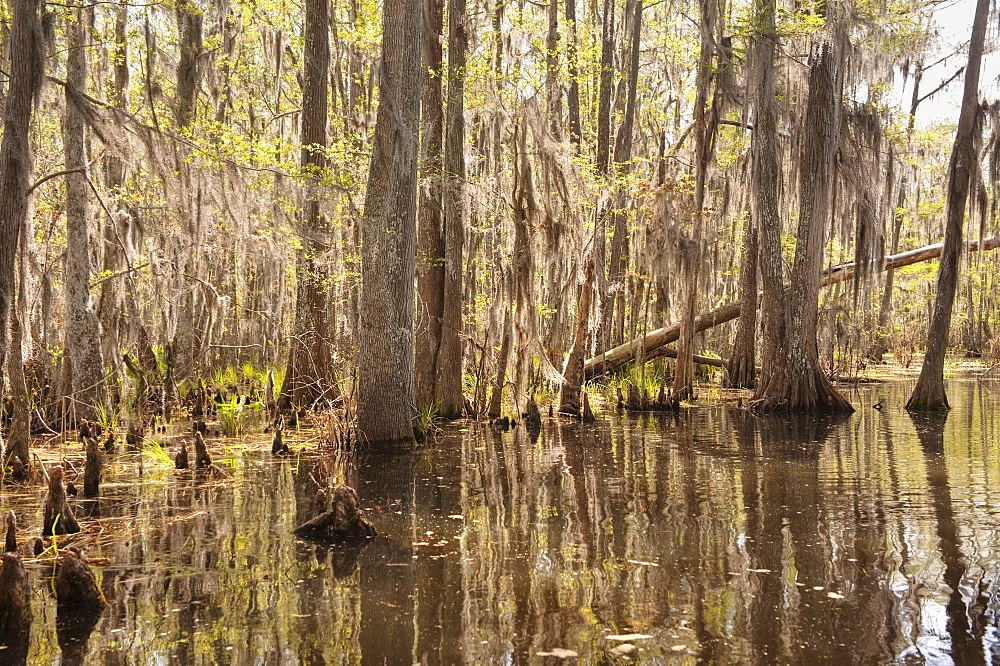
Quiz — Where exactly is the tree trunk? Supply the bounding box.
[594,0,614,177]
[726,215,758,388]
[435,0,468,418]
[174,0,202,129]
[753,39,852,413]
[674,0,721,401]
[545,0,561,138]
[64,4,107,420]
[487,308,511,418]
[356,0,423,447]
[907,0,990,411]
[281,0,337,408]
[0,0,43,424]
[558,256,594,415]
[600,0,641,351]
[565,0,582,148]
[96,2,129,370]
[414,0,445,412]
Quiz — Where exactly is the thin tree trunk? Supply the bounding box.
[356,0,423,447]
[594,0,614,177]
[674,0,720,401]
[282,0,336,408]
[600,0,641,351]
[488,309,511,418]
[565,0,582,148]
[64,4,107,419]
[435,0,468,417]
[97,1,129,379]
[558,256,594,415]
[545,0,561,138]
[907,0,991,411]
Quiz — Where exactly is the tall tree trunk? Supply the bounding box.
[594,0,614,177]
[753,39,852,413]
[64,4,107,420]
[97,1,129,378]
[745,0,783,402]
[565,0,582,148]
[435,0,468,418]
[907,0,990,411]
[170,0,203,384]
[281,0,336,408]
[415,0,445,411]
[0,0,43,419]
[356,0,423,447]
[674,0,720,401]
[600,0,641,351]
[545,0,562,138]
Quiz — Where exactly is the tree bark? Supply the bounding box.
[594,0,614,177]
[726,215,758,388]
[558,256,594,415]
[565,0,582,148]
[415,0,445,411]
[434,0,467,418]
[674,0,721,401]
[356,0,423,447]
[752,38,853,413]
[282,0,337,408]
[64,4,107,420]
[174,0,203,129]
[545,0,562,138]
[907,0,990,411]
[0,0,43,450]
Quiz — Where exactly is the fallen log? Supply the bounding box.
[584,235,1000,379]
[646,345,728,368]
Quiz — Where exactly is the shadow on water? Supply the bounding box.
[7,379,1000,663]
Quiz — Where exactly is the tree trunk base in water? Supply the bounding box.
[294,486,378,541]
[750,367,854,414]
[905,390,950,412]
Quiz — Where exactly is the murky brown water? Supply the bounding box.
[5,377,1000,664]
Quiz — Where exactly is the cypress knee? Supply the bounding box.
[44,466,81,536]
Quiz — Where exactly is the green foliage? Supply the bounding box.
[141,439,173,466]
[218,396,264,439]
[91,396,122,434]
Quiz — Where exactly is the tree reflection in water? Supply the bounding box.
[11,379,1000,663]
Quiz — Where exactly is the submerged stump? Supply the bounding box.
[0,512,32,636]
[175,440,189,469]
[44,466,81,536]
[83,436,103,498]
[271,426,290,456]
[55,546,106,609]
[294,486,377,540]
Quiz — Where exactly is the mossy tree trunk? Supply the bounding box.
[356,0,423,447]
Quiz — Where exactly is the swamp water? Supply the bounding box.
[5,377,1000,664]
